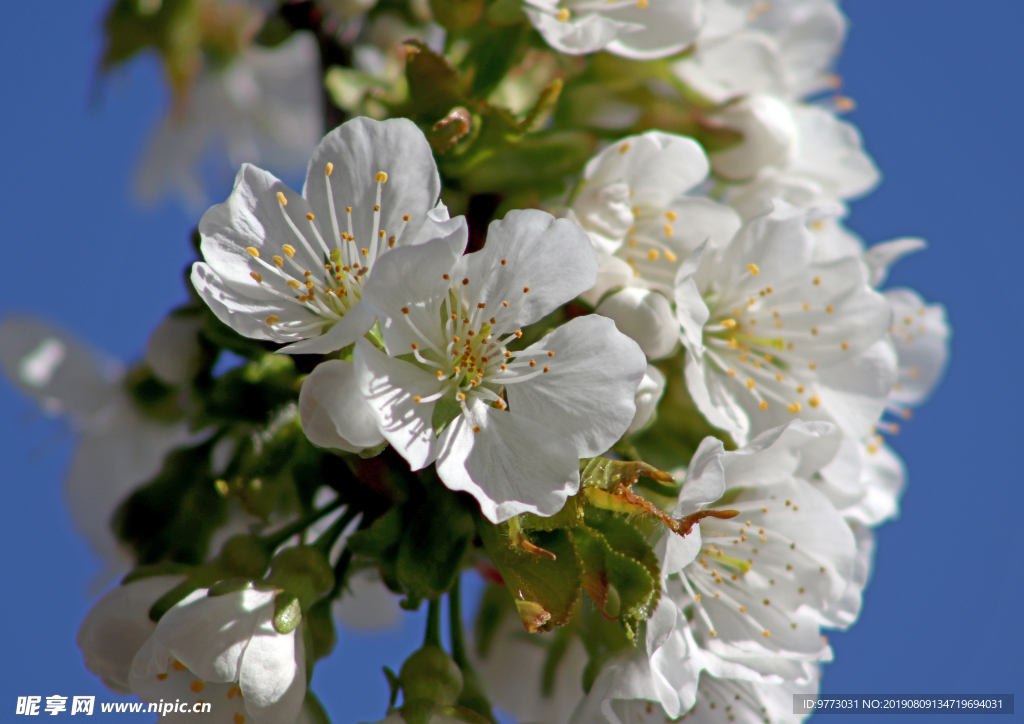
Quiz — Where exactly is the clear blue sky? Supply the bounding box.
[0,3,1020,722]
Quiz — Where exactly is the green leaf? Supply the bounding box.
[520,494,583,531]
[466,24,528,98]
[475,515,582,633]
[306,598,337,662]
[396,489,476,602]
[570,526,655,636]
[405,41,467,122]
[474,583,514,658]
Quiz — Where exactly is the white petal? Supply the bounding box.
[597,288,679,360]
[303,117,440,252]
[525,6,639,55]
[602,0,703,60]
[145,315,204,385]
[815,338,898,440]
[506,315,647,457]
[583,132,710,210]
[154,589,273,684]
[354,339,442,470]
[886,288,950,406]
[77,575,186,693]
[279,302,376,355]
[361,217,468,356]
[238,609,306,724]
[460,209,598,330]
[673,32,788,104]
[626,364,666,434]
[675,436,727,516]
[299,359,385,452]
[722,420,840,486]
[579,253,635,307]
[788,104,880,200]
[435,398,580,523]
[863,237,926,287]
[709,95,798,180]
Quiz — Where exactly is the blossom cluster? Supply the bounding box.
[1,1,950,723]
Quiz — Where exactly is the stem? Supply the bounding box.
[262,497,347,550]
[448,575,469,667]
[425,598,442,648]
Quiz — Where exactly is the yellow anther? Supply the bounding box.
[796,385,805,393]
[282,244,296,257]
[375,171,388,183]
[813,276,821,285]
[235,713,246,724]
[811,327,818,335]
[808,362,816,370]
[787,402,802,413]
[637,0,647,7]
[556,7,570,20]
[826,305,834,313]
[265,315,280,325]
[803,303,810,311]
[746,378,755,389]
[739,605,746,612]
[665,210,677,221]
[763,630,771,637]
[286,280,301,289]
[362,248,369,256]
[775,373,783,382]
[746,263,760,276]
[156,673,168,681]
[808,394,820,408]
[619,142,630,154]
[647,249,659,261]
[270,256,283,268]
[841,341,850,350]
[664,250,677,262]
[720,318,737,329]
[276,192,287,206]
[245,247,260,257]
[727,369,736,376]
[435,370,445,379]
[473,426,481,433]
[709,630,717,636]
[413,396,421,403]
[663,224,674,238]
[325,162,334,176]
[250,271,262,283]
[191,680,205,693]
[379,230,386,238]
[346,206,352,213]
[834,95,856,111]
[759,401,768,410]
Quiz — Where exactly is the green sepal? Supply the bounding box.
[306,598,337,661]
[266,546,335,611]
[399,646,464,706]
[431,388,463,437]
[273,591,303,635]
[383,666,402,710]
[475,514,582,633]
[302,691,333,724]
[520,494,583,531]
[120,562,193,585]
[207,578,256,597]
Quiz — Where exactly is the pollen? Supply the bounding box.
[156,673,168,681]
[245,247,260,257]
[721,318,737,329]
[462,278,469,285]
[523,286,530,293]
[436,370,445,379]
[826,305,834,313]
[235,714,246,724]
[276,191,287,206]
[747,378,755,389]
[250,271,262,283]
[413,396,421,403]
[746,263,760,276]
[647,248,660,261]
[325,162,334,176]
[191,680,205,693]
[282,244,296,257]
[787,402,802,413]
[739,606,746,612]
[375,171,388,183]
[759,401,768,410]
[663,224,674,238]
[762,630,771,637]
[473,426,481,433]
[403,215,411,221]
[287,280,301,289]
[665,250,677,262]
[556,7,570,20]
[841,341,850,350]
[362,248,369,256]
[265,315,280,325]
[306,213,315,221]
[637,0,647,8]
[809,395,820,407]
[813,276,821,285]
[665,210,677,221]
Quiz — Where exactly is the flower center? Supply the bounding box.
[399,269,556,432]
[249,166,412,332]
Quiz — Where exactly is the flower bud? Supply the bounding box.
[399,646,464,706]
[266,546,335,610]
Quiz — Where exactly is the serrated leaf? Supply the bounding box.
[520,493,583,531]
[476,514,582,633]
[570,526,655,632]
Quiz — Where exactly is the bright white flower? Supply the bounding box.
[524,0,702,60]
[676,0,846,103]
[77,575,186,693]
[137,33,323,212]
[0,316,196,579]
[474,609,588,724]
[884,288,950,413]
[130,587,306,724]
[596,288,678,360]
[627,365,667,434]
[816,435,905,527]
[674,201,897,446]
[193,116,458,355]
[578,422,855,720]
[707,95,799,182]
[304,209,646,522]
[576,657,819,724]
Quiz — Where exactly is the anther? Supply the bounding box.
[813,276,821,285]
[362,248,369,256]
[346,206,352,213]
[787,402,802,413]
[473,426,481,433]
[276,192,287,206]
[325,162,334,176]
[759,401,768,410]
[373,205,380,212]
[265,315,280,325]
[250,272,262,283]
[501,259,507,265]
[307,213,315,221]
[413,396,421,403]
[809,395,820,407]
[663,225,673,238]
[287,280,301,289]
[648,249,660,261]
[543,366,550,372]
[388,236,396,247]
[515,330,523,338]
[401,307,409,314]
[841,342,849,350]
[747,379,755,389]
[523,286,530,293]
[443,274,450,280]
[721,319,737,329]
[246,247,260,257]
[556,7,570,20]
[746,263,760,276]
[502,301,509,307]
[547,351,554,357]
[403,215,411,221]
[529,359,536,367]
[283,244,296,257]
[477,303,486,309]
[375,171,388,183]
[727,369,736,376]
[665,250,677,262]
[462,278,469,285]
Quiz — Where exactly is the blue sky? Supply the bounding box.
[0,2,1020,722]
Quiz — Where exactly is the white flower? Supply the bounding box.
[0,316,197,579]
[674,201,897,446]
[130,587,306,724]
[884,288,950,413]
[816,435,905,527]
[524,0,702,60]
[192,116,458,355]
[77,575,187,693]
[303,209,646,522]
[474,610,588,724]
[137,33,323,212]
[707,95,799,181]
[676,0,846,103]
